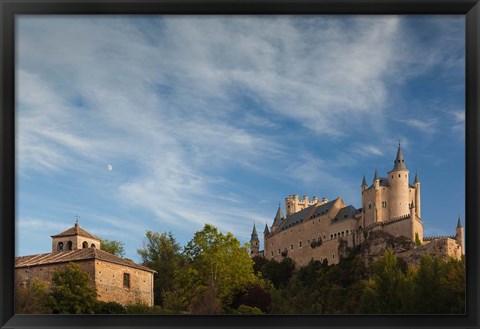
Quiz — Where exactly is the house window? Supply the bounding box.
[123,273,130,289]
[58,242,64,252]
[91,244,96,248]
[82,241,88,248]
[67,241,73,250]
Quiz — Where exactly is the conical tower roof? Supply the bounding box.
[392,143,407,170]
[250,223,259,241]
[264,223,270,234]
[272,204,285,227]
[457,217,463,228]
[414,171,419,183]
[361,175,368,187]
[373,168,379,181]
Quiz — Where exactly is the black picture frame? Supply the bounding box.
[1,1,479,328]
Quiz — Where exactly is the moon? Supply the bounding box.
[107,164,113,172]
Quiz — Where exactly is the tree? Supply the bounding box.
[183,224,259,306]
[137,231,184,306]
[48,262,98,314]
[259,258,295,288]
[15,278,51,314]
[100,238,126,257]
[359,249,409,314]
[94,301,127,314]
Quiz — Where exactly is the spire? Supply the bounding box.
[264,223,270,234]
[362,175,367,187]
[414,171,419,184]
[250,223,259,241]
[393,143,407,170]
[272,204,285,227]
[373,168,378,181]
[457,217,463,228]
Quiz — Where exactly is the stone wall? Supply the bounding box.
[15,260,154,307]
[396,238,463,263]
[94,260,154,306]
[15,260,96,288]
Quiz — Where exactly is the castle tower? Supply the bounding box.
[51,221,101,254]
[250,223,260,256]
[271,204,285,233]
[361,175,368,191]
[456,217,465,255]
[387,144,410,219]
[414,171,421,218]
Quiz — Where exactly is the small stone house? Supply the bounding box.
[15,223,156,306]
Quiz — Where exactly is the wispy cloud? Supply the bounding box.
[401,118,438,134]
[16,16,465,257]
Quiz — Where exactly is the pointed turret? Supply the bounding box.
[456,216,465,255]
[414,171,419,184]
[272,205,285,227]
[373,168,379,181]
[250,223,260,256]
[264,223,270,234]
[393,143,407,170]
[250,223,259,242]
[362,175,367,187]
[457,217,463,228]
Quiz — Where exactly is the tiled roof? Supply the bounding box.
[368,177,390,190]
[332,205,358,223]
[15,248,155,273]
[279,198,340,230]
[51,224,100,240]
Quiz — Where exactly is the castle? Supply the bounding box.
[250,145,464,266]
[15,222,156,306]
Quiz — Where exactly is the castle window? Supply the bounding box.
[369,204,372,209]
[123,273,130,289]
[67,241,73,250]
[391,175,393,179]
[82,241,88,249]
[398,174,401,178]
[299,241,302,248]
[278,249,281,254]
[290,244,294,250]
[57,242,64,252]
[332,254,335,259]
[271,251,274,256]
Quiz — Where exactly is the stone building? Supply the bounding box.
[15,222,156,306]
[252,145,464,266]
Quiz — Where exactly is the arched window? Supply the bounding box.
[58,242,64,252]
[91,243,96,248]
[67,241,73,250]
[83,241,88,248]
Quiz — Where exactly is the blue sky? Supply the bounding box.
[16,15,465,262]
